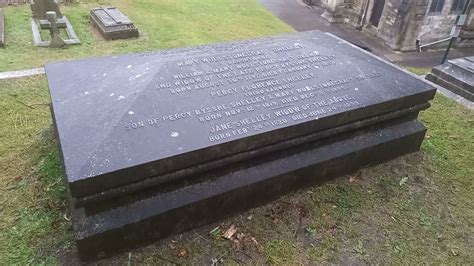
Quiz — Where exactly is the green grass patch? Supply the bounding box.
[0,0,293,71]
[0,76,72,264]
[404,66,431,76]
[265,239,298,264]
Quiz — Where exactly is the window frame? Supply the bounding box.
[429,0,445,14]
[451,0,468,13]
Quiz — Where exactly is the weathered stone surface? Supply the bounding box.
[0,9,4,47]
[45,31,436,260]
[315,0,474,51]
[45,31,435,199]
[31,0,62,20]
[74,118,427,260]
[90,7,138,40]
[427,56,474,101]
[31,14,80,47]
[75,102,429,207]
[30,0,80,47]
[46,11,66,48]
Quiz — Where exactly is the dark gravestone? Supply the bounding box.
[0,9,4,47]
[31,0,62,20]
[45,31,436,260]
[90,7,138,40]
[426,56,474,101]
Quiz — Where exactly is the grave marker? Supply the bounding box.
[30,0,79,47]
[90,7,138,40]
[426,56,474,101]
[45,31,436,260]
[46,11,66,48]
[31,0,61,20]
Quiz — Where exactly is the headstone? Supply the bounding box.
[90,7,139,40]
[45,31,436,260]
[31,0,62,20]
[0,9,4,47]
[30,3,80,47]
[46,11,66,48]
[426,56,474,101]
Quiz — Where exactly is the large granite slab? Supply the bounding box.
[426,56,474,101]
[45,31,436,259]
[45,31,436,200]
[74,119,427,260]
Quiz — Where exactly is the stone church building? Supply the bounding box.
[312,0,474,51]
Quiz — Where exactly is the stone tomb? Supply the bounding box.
[0,9,4,47]
[426,56,474,101]
[45,31,436,260]
[90,7,138,40]
[30,0,80,47]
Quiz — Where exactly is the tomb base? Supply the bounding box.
[72,117,426,260]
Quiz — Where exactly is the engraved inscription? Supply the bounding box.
[124,41,383,144]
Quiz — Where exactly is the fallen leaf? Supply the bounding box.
[348,175,357,183]
[211,257,223,266]
[223,224,237,239]
[451,249,459,256]
[251,237,259,246]
[63,213,71,221]
[399,176,409,186]
[176,247,188,258]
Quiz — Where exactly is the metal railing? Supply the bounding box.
[416,37,452,52]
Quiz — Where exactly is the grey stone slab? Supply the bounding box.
[426,73,474,101]
[31,15,80,47]
[431,68,473,93]
[0,9,4,47]
[75,102,429,207]
[46,11,66,48]
[448,56,474,74]
[90,7,138,40]
[45,31,436,199]
[73,118,427,260]
[428,56,474,101]
[39,18,66,29]
[425,78,474,110]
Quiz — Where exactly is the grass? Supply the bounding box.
[404,67,431,76]
[0,0,293,71]
[0,76,71,264]
[0,2,473,264]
